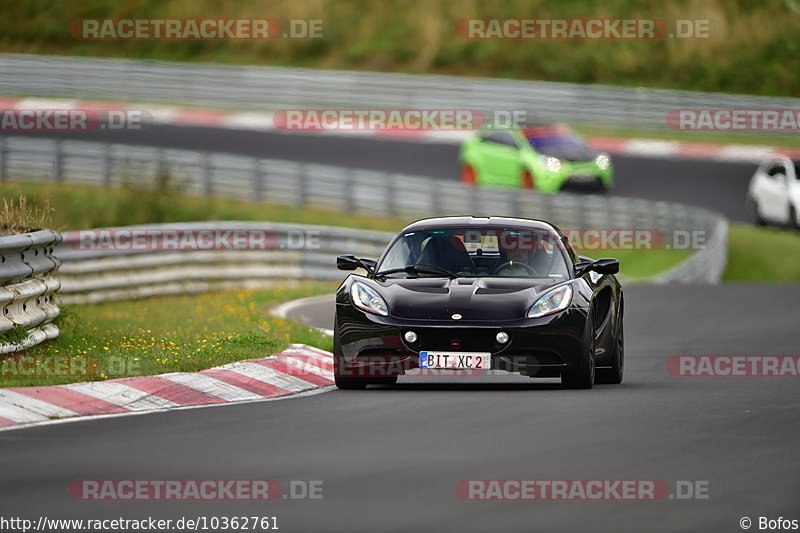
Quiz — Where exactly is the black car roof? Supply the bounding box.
[400,216,562,235]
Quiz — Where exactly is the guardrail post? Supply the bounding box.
[253,158,263,202]
[343,168,354,212]
[542,196,553,223]
[430,179,440,215]
[156,147,166,178]
[102,143,112,186]
[0,136,6,183]
[510,190,521,217]
[53,140,63,182]
[297,163,308,207]
[203,152,213,195]
[385,174,396,217]
[577,194,588,231]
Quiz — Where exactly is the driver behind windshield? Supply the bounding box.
[495,248,536,277]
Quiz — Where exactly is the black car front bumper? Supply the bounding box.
[335,304,588,378]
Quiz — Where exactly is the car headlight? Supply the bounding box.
[350,281,389,316]
[595,154,610,170]
[527,285,573,318]
[545,156,562,172]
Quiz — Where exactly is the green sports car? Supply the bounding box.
[458,123,614,193]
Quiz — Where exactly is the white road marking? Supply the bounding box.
[223,361,319,392]
[66,381,179,411]
[0,390,78,419]
[161,373,263,402]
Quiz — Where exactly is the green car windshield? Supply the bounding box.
[376,227,571,279]
[523,126,585,151]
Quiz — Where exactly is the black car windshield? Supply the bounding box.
[376,227,571,279]
[523,125,585,151]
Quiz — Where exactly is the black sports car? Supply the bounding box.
[334,216,624,390]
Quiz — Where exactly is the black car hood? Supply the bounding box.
[375,277,563,321]
[536,143,597,162]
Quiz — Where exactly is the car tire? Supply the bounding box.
[561,310,595,389]
[789,205,799,230]
[460,163,477,186]
[333,333,368,390]
[521,169,535,189]
[748,196,766,226]
[595,313,624,385]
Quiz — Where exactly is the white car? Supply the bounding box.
[746,155,800,228]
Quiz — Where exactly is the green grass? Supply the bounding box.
[0,181,411,233]
[0,180,690,279]
[572,124,800,150]
[0,283,336,388]
[613,248,692,280]
[724,223,800,282]
[0,0,798,97]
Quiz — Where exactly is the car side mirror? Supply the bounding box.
[575,258,619,277]
[337,254,376,275]
[589,258,619,275]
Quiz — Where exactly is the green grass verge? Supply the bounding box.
[724,223,800,282]
[572,124,800,150]
[2,0,798,97]
[0,181,690,279]
[0,283,336,388]
[0,181,410,233]
[613,248,691,280]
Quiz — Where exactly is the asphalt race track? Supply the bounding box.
[5,125,758,221]
[2,285,798,533]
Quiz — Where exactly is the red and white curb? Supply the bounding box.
[0,344,333,432]
[2,96,798,164]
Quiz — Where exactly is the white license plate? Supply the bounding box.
[419,351,491,370]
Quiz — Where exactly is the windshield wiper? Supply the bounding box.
[375,263,458,279]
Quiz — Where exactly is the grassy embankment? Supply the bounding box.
[1,0,797,96]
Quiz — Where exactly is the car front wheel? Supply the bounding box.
[595,317,624,385]
[333,333,368,390]
[521,169,535,189]
[460,163,477,186]
[561,311,595,389]
[748,196,765,226]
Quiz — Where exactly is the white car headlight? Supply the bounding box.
[351,281,389,316]
[527,285,573,318]
[545,156,562,172]
[595,154,610,170]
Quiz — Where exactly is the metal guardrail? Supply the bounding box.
[1,54,799,129]
[56,222,390,303]
[2,135,728,293]
[0,229,61,353]
[55,211,727,308]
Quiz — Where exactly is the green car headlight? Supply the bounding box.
[545,156,562,172]
[595,154,611,170]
